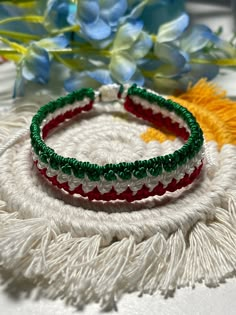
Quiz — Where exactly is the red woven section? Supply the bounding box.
[42,101,93,139]
[35,161,203,202]
[124,96,190,141]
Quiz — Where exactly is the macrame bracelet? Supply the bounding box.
[30,84,204,202]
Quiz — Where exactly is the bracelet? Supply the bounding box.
[30,84,204,202]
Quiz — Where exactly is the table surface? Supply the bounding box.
[1,3,236,315]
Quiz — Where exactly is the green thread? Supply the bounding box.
[133,167,147,179]
[104,170,117,181]
[118,84,124,96]
[61,164,72,175]
[30,85,204,181]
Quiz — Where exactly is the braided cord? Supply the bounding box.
[30,84,204,201]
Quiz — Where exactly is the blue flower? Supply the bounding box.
[3,0,234,98]
[178,25,223,84]
[109,20,152,84]
[152,23,223,93]
[149,13,189,79]
[14,36,68,97]
[180,24,236,57]
[64,19,152,91]
[43,0,76,31]
[76,0,128,44]
[65,69,113,92]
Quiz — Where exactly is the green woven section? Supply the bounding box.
[30,85,204,182]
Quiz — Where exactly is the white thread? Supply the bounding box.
[204,140,219,178]
[0,127,29,156]
[99,84,121,102]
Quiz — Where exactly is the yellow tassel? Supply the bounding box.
[141,79,236,147]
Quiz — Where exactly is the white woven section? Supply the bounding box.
[98,83,122,102]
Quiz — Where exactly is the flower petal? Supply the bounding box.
[129,31,152,59]
[189,56,219,81]
[37,35,69,50]
[154,42,186,69]
[22,44,50,84]
[113,20,143,52]
[154,64,183,78]
[100,0,128,23]
[110,52,136,82]
[87,69,113,84]
[64,71,100,92]
[77,0,100,23]
[139,0,185,33]
[157,13,189,43]
[124,0,146,20]
[81,18,111,40]
[67,3,77,25]
[181,24,236,57]
[139,58,162,71]
[180,25,213,53]
[44,0,71,31]
[129,68,144,86]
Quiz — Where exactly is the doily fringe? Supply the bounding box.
[0,193,236,309]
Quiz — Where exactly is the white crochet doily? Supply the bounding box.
[0,62,236,309]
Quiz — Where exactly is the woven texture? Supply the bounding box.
[0,68,236,309]
[30,85,204,201]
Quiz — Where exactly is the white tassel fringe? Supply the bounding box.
[1,194,236,309]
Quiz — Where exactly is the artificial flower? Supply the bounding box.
[76,0,128,44]
[0,0,235,97]
[146,13,189,85]
[65,69,113,91]
[43,0,76,32]
[109,20,152,84]
[14,35,68,97]
[152,24,223,93]
[180,24,236,57]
